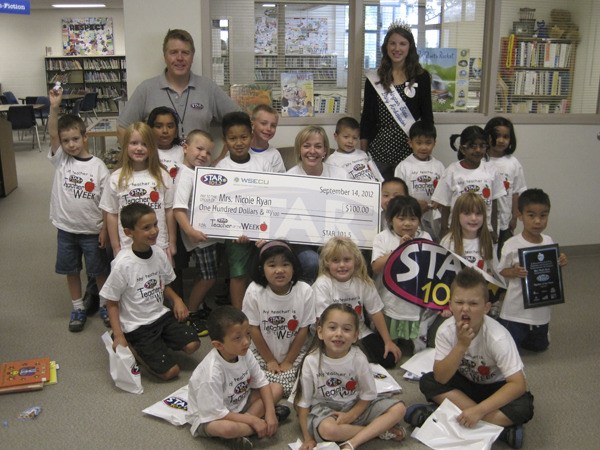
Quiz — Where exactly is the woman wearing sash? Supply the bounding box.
[360,23,433,180]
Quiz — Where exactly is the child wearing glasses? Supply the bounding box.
[431,126,506,241]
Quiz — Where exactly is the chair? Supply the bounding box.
[35,96,51,140]
[79,92,98,122]
[7,105,41,151]
[3,91,19,104]
[0,95,8,105]
[71,98,83,116]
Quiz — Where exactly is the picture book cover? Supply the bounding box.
[0,357,51,394]
[281,72,314,117]
[417,48,470,112]
[230,84,273,115]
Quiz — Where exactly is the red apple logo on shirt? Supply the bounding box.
[478,364,490,376]
[287,316,299,332]
[84,180,95,192]
[169,166,178,179]
[477,259,485,270]
[345,379,357,391]
[433,178,439,188]
[150,189,160,203]
[482,186,491,199]
[503,179,510,190]
[259,223,268,232]
[354,302,363,316]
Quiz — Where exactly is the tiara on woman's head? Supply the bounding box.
[387,20,412,33]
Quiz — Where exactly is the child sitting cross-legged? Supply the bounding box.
[186,306,291,449]
[406,267,534,449]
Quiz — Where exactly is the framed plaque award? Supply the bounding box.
[518,244,564,309]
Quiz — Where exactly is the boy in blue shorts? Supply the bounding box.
[100,203,200,381]
[498,188,567,351]
[406,268,534,449]
[48,87,110,332]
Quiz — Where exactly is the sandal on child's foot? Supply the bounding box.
[339,441,355,450]
[379,424,407,442]
[229,436,253,450]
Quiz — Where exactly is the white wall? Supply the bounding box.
[0,9,125,97]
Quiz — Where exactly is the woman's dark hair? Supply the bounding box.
[378,25,424,91]
[385,195,422,229]
[250,240,301,288]
[484,116,517,155]
[146,106,181,146]
[450,125,487,160]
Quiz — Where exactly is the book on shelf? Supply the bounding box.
[0,357,51,395]
[280,72,314,117]
[229,84,273,115]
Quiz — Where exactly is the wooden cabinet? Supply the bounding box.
[45,56,127,115]
[500,36,576,113]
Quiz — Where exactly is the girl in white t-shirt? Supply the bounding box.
[371,195,434,353]
[313,237,401,368]
[294,304,406,450]
[242,240,315,397]
[147,106,184,184]
[440,192,496,273]
[100,122,175,258]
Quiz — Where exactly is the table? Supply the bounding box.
[86,118,117,156]
[0,103,44,114]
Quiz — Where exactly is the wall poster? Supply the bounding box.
[62,17,114,56]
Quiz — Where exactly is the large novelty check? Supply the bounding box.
[190,168,381,248]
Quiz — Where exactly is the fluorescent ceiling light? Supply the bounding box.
[52,4,107,8]
[262,3,276,7]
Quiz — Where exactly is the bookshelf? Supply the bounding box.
[500,36,576,114]
[255,54,337,84]
[45,56,127,115]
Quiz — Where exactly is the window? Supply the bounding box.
[207,0,600,122]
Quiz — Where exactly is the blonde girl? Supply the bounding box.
[295,304,406,450]
[100,122,176,258]
[440,192,496,273]
[313,237,401,368]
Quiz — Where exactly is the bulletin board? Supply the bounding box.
[62,17,114,56]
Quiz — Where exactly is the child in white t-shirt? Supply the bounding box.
[242,240,314,397]
[173,130,218,337]
[395,121,445,240]
[100,203,200,381]
[48,87,110,332]
[186,306,289,448]
[147,106,184,184]
[249,104,286,173]
[327,117,382,181]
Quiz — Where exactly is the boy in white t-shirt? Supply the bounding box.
[216,112,272,310]
[48,87,110,332]
[326,117,382,181]
[186,306,290,448]
[249,104,286,173]
[394,121,445,240]
[173,130,217,337]
[100,203,200,381]
[498,188,567,352]
[406,268,534,449]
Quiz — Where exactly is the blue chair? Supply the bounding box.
[3,91,19,104]
[0,95,8,105]
[7,105,41,151]
[79,92,98,122]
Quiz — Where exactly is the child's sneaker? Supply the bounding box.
[229,436,253,449]
[195,305,212,320]
[404,403,437,427]
[499,424,524,449]
[68,309,87,332]
[99,306,111,327]
[188,312,209,337]
[274,404,291,422]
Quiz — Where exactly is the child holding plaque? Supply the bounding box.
[497,188,567,352]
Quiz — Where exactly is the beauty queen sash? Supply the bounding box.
[366,70,416,136]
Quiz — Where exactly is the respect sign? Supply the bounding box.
[383,239,506,310]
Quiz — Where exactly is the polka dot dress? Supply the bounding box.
[251,347,306,398]
[369,83,412,166]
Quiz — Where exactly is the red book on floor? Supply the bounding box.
[0,357,50,394]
